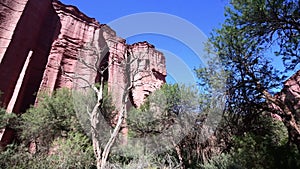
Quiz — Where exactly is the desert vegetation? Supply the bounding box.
[1,0,300,168]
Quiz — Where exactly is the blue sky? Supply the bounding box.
[59,0,227,35]
[60,0,228,84]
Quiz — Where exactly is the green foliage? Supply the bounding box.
[230,127,300,169]
[47,132,95,168]
[195,42,228,96]
[226,0,300,70]
[0,90,17,129]
[72,83,115,137]
[20,88,82,147]
[99,83,116,124]
[206,0,300,117]
[200,153,241,169]
[0,143,46,169]
[0,107,16,129]
[0,132,95,169]
[203,0,300,159]
[122,84,200,168]
[0,88,96,168]
[109,147,181,169]
[201,115,300,169]
[128,84,199,138]
[0,141,65,169]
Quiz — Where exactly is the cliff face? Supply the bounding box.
[128,41,166,107]
[0,0,59,114]
[0,0,166,146]
[275,70,300,121]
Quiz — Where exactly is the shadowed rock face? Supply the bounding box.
[0,0,166,146]
[0,0,59,114]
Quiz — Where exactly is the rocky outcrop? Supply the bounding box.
[0,0,60,147]
[128,41,166,107]
[274,70,300,121]
[0,0,59,114]
[0,0,166,146]
[39,0,104,91]
[0,0,28,63]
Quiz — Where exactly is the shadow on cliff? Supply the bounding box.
[0,0,61,114]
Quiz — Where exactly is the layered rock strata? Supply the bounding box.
[0,0,166,146]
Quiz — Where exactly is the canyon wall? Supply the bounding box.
[0,0,166,146]
[275,70,300,121]
[0,0,59,114]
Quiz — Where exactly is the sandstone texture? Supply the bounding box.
[274,70,300,121]
[128,41,166,107]
[0,0,166,146]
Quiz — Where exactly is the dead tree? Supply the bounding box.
[61,40,153,169]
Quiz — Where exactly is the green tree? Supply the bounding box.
[201,114,300,169]
[205,0,300,150]
[0,88,95,168]
[47,132,95,168]
[128,84,200,138]
[20,88,81,150]
[127,83,224,168]
[225,0,300,70]
[0,132,95,169]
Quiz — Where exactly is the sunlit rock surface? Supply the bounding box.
[0,0,166,146]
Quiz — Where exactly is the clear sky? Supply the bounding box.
[60,0,228,84]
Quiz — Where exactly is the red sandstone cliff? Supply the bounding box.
[273,70,300,121]
[0,0,166,146]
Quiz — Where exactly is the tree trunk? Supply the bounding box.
[91,79,104,169]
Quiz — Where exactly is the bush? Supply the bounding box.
[0,88,96,168]
[0,132,95,169]
[201,115,300,169]
[20,88,82,148]
[47,132,95,168]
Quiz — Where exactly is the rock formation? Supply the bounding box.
[0,0,166,146]
[274,70,300,121]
